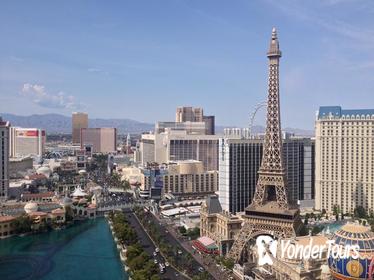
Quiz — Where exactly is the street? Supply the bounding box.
[140,211,222,279]
[150,214,233,280]
[124,209,189,280]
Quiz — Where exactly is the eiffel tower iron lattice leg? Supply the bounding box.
[227,221,254,262]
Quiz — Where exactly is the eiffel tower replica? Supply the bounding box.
[227,28,302,262]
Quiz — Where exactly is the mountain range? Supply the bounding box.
[0,113,314,136]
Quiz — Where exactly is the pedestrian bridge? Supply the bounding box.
[96,201,151,212]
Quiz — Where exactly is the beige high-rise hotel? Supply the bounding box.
[72,112,88,144]
[315,106,374,214]
[81,127,117,154]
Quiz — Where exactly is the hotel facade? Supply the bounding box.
[315,106,374,214]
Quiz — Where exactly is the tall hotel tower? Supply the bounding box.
[72,112,88,144]
[315,106,374,214]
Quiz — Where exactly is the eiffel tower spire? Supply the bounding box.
[250,27,288,209]
[227,28,301,263]
[261,27,283,173]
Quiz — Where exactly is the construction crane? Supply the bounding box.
[249,101,267,136]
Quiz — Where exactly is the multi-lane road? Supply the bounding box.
[124,210,189,280]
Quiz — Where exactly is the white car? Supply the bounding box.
[165,262,170,267]
[154,259,158,264]
[155,247,160,253]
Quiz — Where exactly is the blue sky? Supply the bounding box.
[1,0,373,129]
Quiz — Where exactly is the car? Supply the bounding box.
[165,262,170,267]
[153,251,157,257]
[177,250,182,255]
[154,259,158,264]
[198,267,204,272]
[155,247,160,253]
[175,272,179,277]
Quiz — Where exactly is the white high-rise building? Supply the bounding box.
[0,118,10,201]
[9,127,46,158]
[315,106,374,214]
[139,130,219,171]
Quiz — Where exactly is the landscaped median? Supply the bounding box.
[133,207,211,280]
[107,212,161,280]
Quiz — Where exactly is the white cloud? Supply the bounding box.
[20,83,83,110]
[87,67,110,76]
[88,68,101,72]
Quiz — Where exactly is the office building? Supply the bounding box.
[9,127,46,158]
[80,128,117,154]
[315,106,374,214]
[75,149,86,170]
[156,121,207,135]
[176,106,204,122]
[139,160,217,198]
[139,134,155,165]
[139,130,219,171]
[0,118,10,201]
[139,163,165,199]
[175,106,215,135]
[203,115,215,135]
[218,135,315,213]
[9,156,33,179]
[72,112,88,144]
[163,160,218,196]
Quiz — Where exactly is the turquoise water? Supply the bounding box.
[327,222,344,233]
[0,218,128,280]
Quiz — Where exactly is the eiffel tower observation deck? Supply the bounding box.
[227,28,302,262]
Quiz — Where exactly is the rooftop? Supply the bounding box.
[197,236,216,247]
[29,211,48,217]
[22,192,55,199]
[318,106,374,119]
[204,195,222,214]
[246,200,299,217]
[26,174,47,180]
[0,215,16,223]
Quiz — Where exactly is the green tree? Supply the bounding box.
[179,226,187,235]
[310,212,315,221]
[186,227,200,240]
[354,206,367,219]
[311,225,324,236]
[221,257,234,270]
[13,215,32,234]
[126,243,143,260]
[65,205,74,222]
[128,252,149,271]
[333,205,340,221]
[298,224,309,236]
